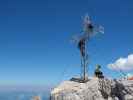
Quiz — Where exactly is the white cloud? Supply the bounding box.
[126,73,133,78]
[108,54,133,71]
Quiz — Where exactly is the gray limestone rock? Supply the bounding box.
[50,77,133,100]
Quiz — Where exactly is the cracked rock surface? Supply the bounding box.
[50,77,133,100]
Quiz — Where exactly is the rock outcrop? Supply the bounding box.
[50,77,133,100]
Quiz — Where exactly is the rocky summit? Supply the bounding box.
[50,77,133,100]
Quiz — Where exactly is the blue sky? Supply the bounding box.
[0,0,133,85]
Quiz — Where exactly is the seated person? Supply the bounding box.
[94,64,104,78]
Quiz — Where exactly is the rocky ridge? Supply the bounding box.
[50,77,133,100]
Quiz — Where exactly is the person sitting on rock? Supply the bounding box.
[94,64,104,78]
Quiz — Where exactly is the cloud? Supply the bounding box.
[126,73,133,78]
[108,54,133,71]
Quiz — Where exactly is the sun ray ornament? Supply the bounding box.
[72,14,104,82]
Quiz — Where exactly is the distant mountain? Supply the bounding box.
[0,85,52,92]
